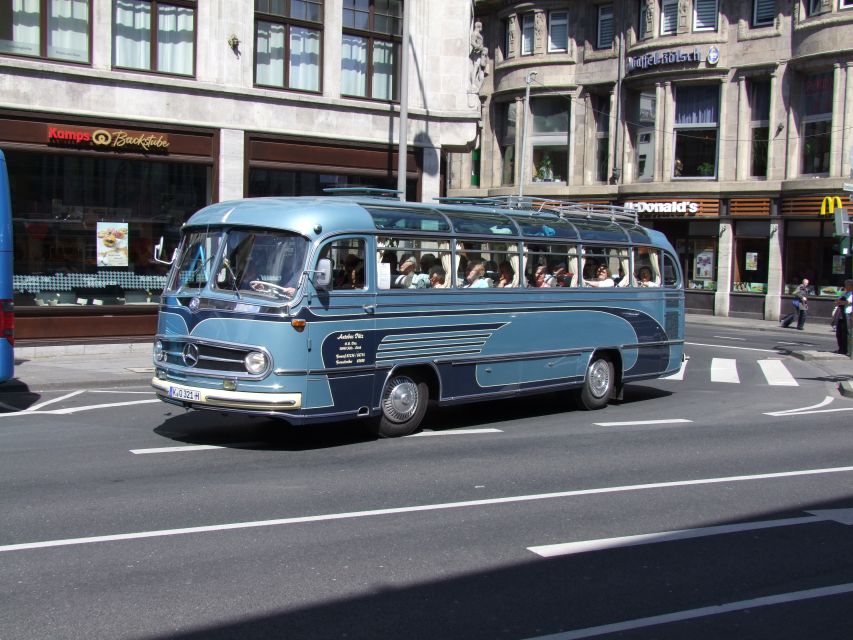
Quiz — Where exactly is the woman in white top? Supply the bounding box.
[586,264,614,288]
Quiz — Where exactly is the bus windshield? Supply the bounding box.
[215,229,308,300]
[166,229,223,293]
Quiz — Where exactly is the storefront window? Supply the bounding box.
[0,0,91,63]
[247,168,415,201]
[647,220,718,291]
[631,90,655,182]
[801,71,833,175]
[9,150,210,307]
[732,221,769,293]
[674,84,719,179]
[784,219,849,297]
[531,96,569,184]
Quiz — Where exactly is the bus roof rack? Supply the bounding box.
[323,187,403,199]
[434,196,638,225]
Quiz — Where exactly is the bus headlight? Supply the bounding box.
[154,339,165,362]
[244,351,268,375]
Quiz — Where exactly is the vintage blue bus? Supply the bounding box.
[152,193,684,437]
[0,150,14,382]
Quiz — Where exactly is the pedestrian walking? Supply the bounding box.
[833,279,853,354]
[780,278,809,329]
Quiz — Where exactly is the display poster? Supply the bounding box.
[694,251,714,279]
[96,222,129,267]
[833,255,845,275]
[745,252,758,271]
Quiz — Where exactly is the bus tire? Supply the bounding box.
[578,356,613,410]
[377,375,429,437]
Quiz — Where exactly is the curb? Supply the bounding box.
[14,342,152,361]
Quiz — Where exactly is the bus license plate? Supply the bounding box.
[169,386,201,401]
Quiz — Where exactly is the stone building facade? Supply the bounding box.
[450,0,853,320]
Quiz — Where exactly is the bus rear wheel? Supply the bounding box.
[578,356,613,410]
[377,375,429,437]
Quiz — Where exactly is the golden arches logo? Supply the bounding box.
[91,129,112,146]
[821,196,843,216]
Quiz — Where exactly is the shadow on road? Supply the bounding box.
[0,379,41,412]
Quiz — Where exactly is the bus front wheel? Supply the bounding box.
[578,356,613,410]
[377,375,429,437]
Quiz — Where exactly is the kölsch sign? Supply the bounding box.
[627,47,715,73]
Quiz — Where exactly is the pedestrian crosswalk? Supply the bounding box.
[661,357,800,386]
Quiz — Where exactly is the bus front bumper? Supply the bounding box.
[151,378,302,411]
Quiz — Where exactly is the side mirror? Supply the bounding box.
[313,258,332,290]
[153,236,176,265]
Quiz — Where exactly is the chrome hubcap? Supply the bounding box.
[382,377,419,422]
[588,360,611,398]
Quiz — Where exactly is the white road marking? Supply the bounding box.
[408,428,503,437]
[710,358,739,383]
[522,583,853,640]
[4,464,853,554]
[27,390,85,411]
[763,395,853,417]
[712,335,747,341]
[0,398,160,417]
[758,359,798,386]
[593,419,692,427]
[768,395,834,414]
[130,445,225,454]
[88,390,155,394]
[528,509,853,558]
[686,341,779,353]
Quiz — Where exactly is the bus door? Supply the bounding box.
[305,237,376,415]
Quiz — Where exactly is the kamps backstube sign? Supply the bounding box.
[47,124,170,153]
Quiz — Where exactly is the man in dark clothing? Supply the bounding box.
[780,278,809,330]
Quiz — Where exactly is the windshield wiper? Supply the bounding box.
[220,257,242,300]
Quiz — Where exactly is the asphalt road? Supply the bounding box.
[1,323,852,639]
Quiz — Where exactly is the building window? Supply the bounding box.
[531,96,569,184]
[784,220,848,297]
[548,10,568,53]
[674,84,719,179]
[693,0,717,31]
[521,12,533,55]
[341,0,401,100]
[0,0,90,63]
[594,95,610,183]
[801,71,832,175]
[501,17,509,59]
[596,4,613,50]
[638,0,651,39]
[255,0,322,92]
[113,0,195,75]
[753,0,775,26]
[732,221,769,294]
[660,0,677,34]
[631,90,656,182]
[749,80,770,177]
[841,0,853,9]
[500,101,516,186]
[806,0,824,16]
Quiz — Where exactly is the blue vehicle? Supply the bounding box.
[0,151,13,382]
[152,193,684,437]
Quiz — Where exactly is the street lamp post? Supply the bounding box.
[518,71,536,198]
[396,0,411,201]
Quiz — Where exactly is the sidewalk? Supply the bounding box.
[2,314,852,394]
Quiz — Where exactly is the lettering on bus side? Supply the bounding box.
[322,331,378,368]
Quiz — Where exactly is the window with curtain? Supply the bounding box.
[660,0,677,34]
[531,96,569,183]
[752,0,775,26]
[341,0,401,100]
[749,79,770,177]
[500,101,516,186]
[693,0,717,31]
[841,0,853,8]
[632,90,656,182]
[548,10,567,53]
[638,0,650,39]
[0,0,90,62]
[113,0,195,76]
[521,12,533,55]
[673,84,719,178]
[596,4,613,49]
[594,94,610,183]
[801,70,833,175]
[255,0,322,92]
[806,0,824,16]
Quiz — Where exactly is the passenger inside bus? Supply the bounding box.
[586,264,615,288]
[531,264,553,288]
[496,261,515,287]
[338,260,365,289]
[463,262,490,288]
[637,266,659,287]
[428,265,447,287]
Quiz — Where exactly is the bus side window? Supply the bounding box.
[662,252,680,288]
[320,238,366,291]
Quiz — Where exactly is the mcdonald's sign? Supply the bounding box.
[821,196,844,216]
